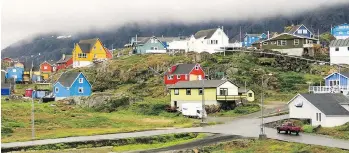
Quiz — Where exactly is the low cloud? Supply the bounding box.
[1,0,348,48]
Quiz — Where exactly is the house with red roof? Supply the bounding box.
[164,63,205,85]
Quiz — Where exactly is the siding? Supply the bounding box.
[137,38,166,54]
[53,82,70,98]
[69,73,92,96]
[325,73,348,86]
[171,88,217,101]
[324,117,349,127]
[216,81,238,95]
[293,25,312,38]
[289,95,324,126]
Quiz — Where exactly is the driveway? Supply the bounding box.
[2,113,349,150]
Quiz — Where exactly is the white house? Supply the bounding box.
[167,37,189,53]
[188,28,229,54]
[288,93,349,127]
[329,39,349,65]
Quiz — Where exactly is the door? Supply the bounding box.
[198,75,202,80]
[174,101,177,108]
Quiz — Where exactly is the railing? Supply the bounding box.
[216,95,245,101]
[303,44,315,48]
[309,86,349,94]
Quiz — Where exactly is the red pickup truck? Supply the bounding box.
[276,122,301,135]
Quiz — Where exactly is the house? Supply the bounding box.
[164,63,205,85]
[40,61,56,80]
[243,33,267,47]
[168,80,255,110]
[252,33,319,56]
[56,54,73,71]
[131,36,169,54]
[331,23,349,40]
[167,37,189,53]
[2,57,13,63]
[6,67,24,82]
[285,24,314,38]
[53,72,92,100]
[288,93,349,127]
[187,28,229,54]
[72,38,110,68]
[309,72,349,95]
[329,39,349,65]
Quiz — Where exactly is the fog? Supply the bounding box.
[1,0,348,48]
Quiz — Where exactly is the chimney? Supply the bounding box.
[267,31,270,39]
[62,54,65,60]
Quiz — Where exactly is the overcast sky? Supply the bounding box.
[1,0,348,49]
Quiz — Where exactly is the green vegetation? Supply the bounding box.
[112,133,206,152]
[8,133,205,153]
[302,125,314,133]
[212,104,260,117]
[316,122,349,140]
[191,139,349,153]
[1,99,200,143]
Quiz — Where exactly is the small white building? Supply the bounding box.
[288,93,349,127]
[167,37,189,53]
[329,39,349,65]
[188,28,229,54]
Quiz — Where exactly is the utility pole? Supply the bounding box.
[222,26,225,56]
[201,79,206,124]
[31,90,35,140]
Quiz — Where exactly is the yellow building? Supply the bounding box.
[168,80,255,110]
[72,38,109,68]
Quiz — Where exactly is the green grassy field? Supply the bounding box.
[1,99,200,143]
[210,104,260,117]
[194,139,349,153]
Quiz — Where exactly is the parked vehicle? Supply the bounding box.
[181,103,207,119]
[276,122,301,135]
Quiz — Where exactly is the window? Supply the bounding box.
[277,40,287,46]
[308,40,313,44]
[174,101,178,108]
[151,39,155,43]
[55,87,59,93]
[303,30,308,34]
[12,69,16,72]
[248,93,253,97]
[263,42,268,45]
[44,66,48,70]
[94,46,96,49]
[195,66,199,70]
[174,89,179,95]
[339,32,343,35]
[220,88,228,96]
[78,87,84,93]
[272,41,277,45]
[316,113,318,121]
[177,75,181,79]
[335,47,339,51]
[79,78,83,83]
[298,30,303,34]
[154,47,158,50]
[94,54,97,58]
[294,39,299,45]
[150,47,154,50]
[210,40,218,44]
[185,74,188,80]
[168,75,173,80]
[347,47,349,51]
[347,31,349,34]
[78,53,87,58]
[329,80,339,86]
[319,113,321,121]
[186,89,191,95]
[199,89,203,95]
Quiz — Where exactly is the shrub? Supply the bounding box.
[233,104,260,114]
[1,126,14,136]
[302,125,314,133]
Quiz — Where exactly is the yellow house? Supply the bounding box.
[168,80,255,110]
[72,38,109,68]
[14,62,24,68]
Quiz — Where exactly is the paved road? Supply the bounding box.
[2,114,349,150]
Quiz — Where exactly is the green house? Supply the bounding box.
[252,33,319,56]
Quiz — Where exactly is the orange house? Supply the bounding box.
[40,61,56,80]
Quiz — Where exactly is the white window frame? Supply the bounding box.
[339,32,343,35]
[303,30,308,34]
[44,66,48,70]
[177,75,181,79]
[335,47,339,51]
[195,66,199,70]
[78,87,84,93]
[79,78,83,83]
[263,42,268,45]
[294,39,299,45]
[55,87,59,93]
[297,30,303,34]
[174,89,179,95]
[277,40,287,46]
[168,75,173,80]
[12,69,17,72]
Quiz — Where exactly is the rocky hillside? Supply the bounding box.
[2,4,349,63]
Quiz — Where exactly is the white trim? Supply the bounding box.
[55,87,59,93]
[324,72,349,80]
[78,87,84,93]
[292,24,314,36]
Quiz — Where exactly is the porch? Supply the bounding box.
[216,95,246,101]
[309,86,349,95]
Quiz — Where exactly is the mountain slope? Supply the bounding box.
[2,4,349,63]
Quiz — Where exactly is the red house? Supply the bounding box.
[2,57,13,63]
[164,63,205,85]
[56,54,73,71]
[40,61,55,72]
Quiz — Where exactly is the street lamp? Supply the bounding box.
[201,78,206,124]
[259,73,272,139]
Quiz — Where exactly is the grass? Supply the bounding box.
[1,98,200,143]
[112,133,206,152]
[10,133,205,153]
[315,122,349,140]
[211,104,260,117]
[193,139,349,153]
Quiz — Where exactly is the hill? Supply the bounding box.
[1,4,349,63]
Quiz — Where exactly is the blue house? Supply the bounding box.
[285,24,314,38]
[243,33,267,47]
[53,72,92,100]
[6,67,24,82]
[324,72,349,87]
[331,23,349,40]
